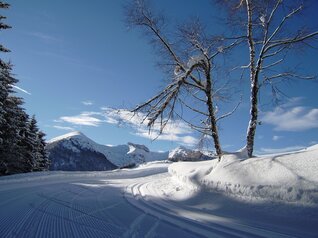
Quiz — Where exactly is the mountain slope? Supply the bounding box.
[46,132,117,171]
[46,131,168,170]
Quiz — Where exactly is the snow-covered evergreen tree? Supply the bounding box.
[36,131,50,171]
[0,1,11,146]
[0,2,14,174]
[28,116,49,171]
[0,2,49,175]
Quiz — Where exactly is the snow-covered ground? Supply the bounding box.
[0,146,317,237]
[169,145,318,205]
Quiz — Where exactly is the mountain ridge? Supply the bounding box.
[46,131,169,170]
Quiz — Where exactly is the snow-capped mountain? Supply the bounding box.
[168,146,212,162]
[46,131,169,170]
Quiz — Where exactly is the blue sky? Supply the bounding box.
[2,0,318,153]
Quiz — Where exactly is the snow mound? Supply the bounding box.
[168,146,212,162]
[169,145,318,205]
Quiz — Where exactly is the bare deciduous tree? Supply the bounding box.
[219,0,318,157]
[125,0,241,160]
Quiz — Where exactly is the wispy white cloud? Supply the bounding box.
[261,98,318,131]
[105,144,115,147]
[272,135,283,141]
[134,129,198,146]
[101,107,198,146]
[82,100,94,106]
[11,85,31,95]
[60,112,102,127]
[55,108,198,146]
[53,125,75,131]
[35,51,106,72]
[28,32,61,43]
[281,97,303,107]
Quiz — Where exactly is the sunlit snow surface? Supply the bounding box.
[1,146,318,237]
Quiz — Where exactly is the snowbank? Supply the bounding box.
[169,145,318,205]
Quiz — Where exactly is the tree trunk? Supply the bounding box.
[246,81,258,158]
[205,71,222,161]
[245,0,258,158]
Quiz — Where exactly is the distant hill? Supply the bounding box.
[168,146,213,162]
[46,131,169,171]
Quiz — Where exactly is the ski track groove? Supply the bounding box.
[34,204,50,238]
[91,186,125,227]
[68,184,124,237]
[0,190,31,206]
[0,190,37,237]
[56,185,123,237]
[121,213,147,238]
[140,182,256,238]
[124,182,206,238]
[130,182,243,238]
[144,219,160,238]
[134,185,206,237]
[126,179,295,238]
[20,196,51,237]
[143,182,294,238]
[2,189,64,238]
[1,166,310,238]
[0,184,125,238]
[142,181,298,238]
[29,190,69,238]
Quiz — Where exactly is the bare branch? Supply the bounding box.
[208,39,243,60]
[143,60,207,128]
[189,89,207,103]
[220,35,247,40]
[129,2,206,89]
[266,4,303,45]
[212,81,231,99]
[133,81,178,112]
[178,98,209,117]
[125,0,244,158]
[147,85,180,127]
[230,63,250,72]
[216,97,242,122]
[261,58,283,70]
[183,80,205,91]
[266,0,282,30]
[263,46,286,58]
[173,111,212,135]
[265,31,318,52]
[264,72,315,81]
